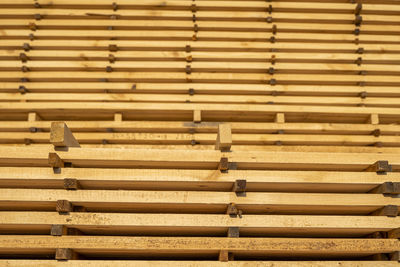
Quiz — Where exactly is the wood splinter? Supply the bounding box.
[55,248,79,261]
[215,123,232,152]
[50,122,80,149]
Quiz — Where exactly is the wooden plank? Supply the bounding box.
[0,260,398,267]
[0,236,397,258]
[1,146,400,171]
[0,261,399,267]
[5,132,400,147]
[0,121,398,136]
[0,188,397,214]
[0,167,397,193]
[0,212,398,237]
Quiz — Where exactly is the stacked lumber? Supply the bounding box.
[0,0,399,265]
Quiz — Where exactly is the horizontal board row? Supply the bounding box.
[1,103,400,123]
[0,212,399,237]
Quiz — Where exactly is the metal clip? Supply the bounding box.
[34,13,41,20]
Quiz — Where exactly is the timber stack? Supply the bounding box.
[0,0,399,266]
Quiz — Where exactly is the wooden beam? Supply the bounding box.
[50,122,80,148]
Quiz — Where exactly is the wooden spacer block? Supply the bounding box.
[215,124,232,152]
[219,250,234,262]
[388,228,400,239]
[51,225,68,236]
[367,231,386,239]
[63,178,80,190]
[56,200,73,214]
[368,114,379,125]
[371,205,398,217]
[275,113,285,123]
[50,122,80,148]
[369,182,400,195]
[233,179,246,197]
[218,157,229,172]
[55,248,79,261]
[114,112,122,122]
[227,227,240,238]
[390,251,400,261]
[226,203,242,218]
[51,225,82,236]
[193,110,201,123]
[365,161,392,174]
[48,152,64,168]
[372,253,388,261]
[27,112,41,122]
